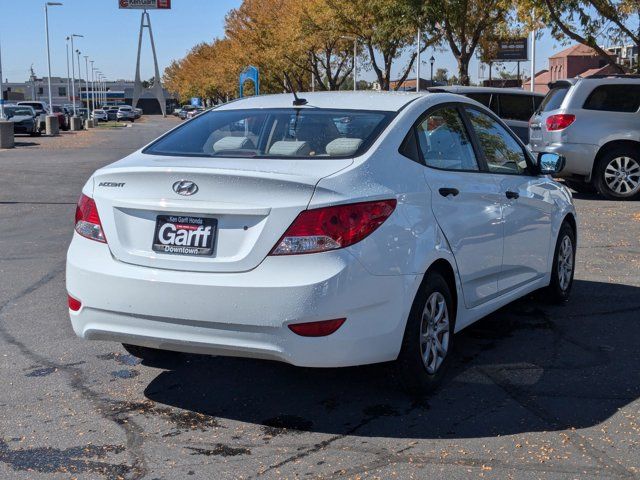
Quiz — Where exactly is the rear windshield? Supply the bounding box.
[538,86,569,113]
[144,108,395,159]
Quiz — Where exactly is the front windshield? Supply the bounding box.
[5,107,33,116]
[144,108,395,159]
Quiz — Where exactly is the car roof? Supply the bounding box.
[216,91,425,112]
[429,85,543,96]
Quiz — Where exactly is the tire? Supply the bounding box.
[564,179,596,195]
[395,271,456,395]
[121,343,184,367]
[544,222,576,304]
[593,147,640,200]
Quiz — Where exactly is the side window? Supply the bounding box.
[416,107,479,171]
[399,128,421,164]
[583,85,640,113]
[465,92,491,108]
[498,94,534,121]
[466,108,528,175]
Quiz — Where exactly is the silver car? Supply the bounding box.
[529,75,640,200]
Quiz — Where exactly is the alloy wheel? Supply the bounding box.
[604,156,640,196]
[557,235,574,292]
[420,291,450,375]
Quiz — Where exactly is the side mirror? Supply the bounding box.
[537,152,566,175]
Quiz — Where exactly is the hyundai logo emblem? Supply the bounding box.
[172,180,199,196]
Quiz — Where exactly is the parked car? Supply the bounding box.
[92,109,108,122]
[106,108,119,121]
[133,107,143,119]
[4,105,40,136]
[117,106,136,122]
[17,101,48,133]
[50,105,71,130]
[178,105,196,120]
[67,91,576,393]
[186,107,205,119]
[529,75,640,200]
[427,86,544,144]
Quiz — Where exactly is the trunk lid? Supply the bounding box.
[92,154,352,272]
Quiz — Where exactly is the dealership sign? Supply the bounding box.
[494,38,528,61]
[119,0,171,9]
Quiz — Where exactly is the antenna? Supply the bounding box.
[284,71,307,106]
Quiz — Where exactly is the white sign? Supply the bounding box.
[119,0,171,9]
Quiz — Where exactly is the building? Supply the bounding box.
[522,70,551,93]
[548,44,614,82]
[2,76,177,113]
[388,77,446,91]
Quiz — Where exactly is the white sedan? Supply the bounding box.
[66,91,576,392]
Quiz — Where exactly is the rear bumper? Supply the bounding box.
[66,234,418,367]
[529,142,598,178]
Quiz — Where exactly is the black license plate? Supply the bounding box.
[152,215,217,256]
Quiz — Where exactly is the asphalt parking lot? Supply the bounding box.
[0,116,638,480]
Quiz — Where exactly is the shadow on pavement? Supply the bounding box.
[143,279,640,439]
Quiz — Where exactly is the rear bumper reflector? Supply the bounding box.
[287,318,346,337]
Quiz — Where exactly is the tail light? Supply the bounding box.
[68,294,82,311]
[270,199,397,255]
[288,318,346,337]
[546,114,575,131]
[75,193,106,243]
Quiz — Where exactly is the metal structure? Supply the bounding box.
[131,10,166,116]
[239,66,260,98]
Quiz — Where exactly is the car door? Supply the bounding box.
[409,105,504,308]
[464,107,554,293]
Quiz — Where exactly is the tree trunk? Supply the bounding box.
[458,55,470,86]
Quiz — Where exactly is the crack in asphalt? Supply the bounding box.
[0,264,148,480]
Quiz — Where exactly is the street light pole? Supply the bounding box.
[416,28,421,92]
[44,2,62,114]
[83,55,90,117]
[65,37,71,102]
[353,38,357,92]
[430,56,435,83]
[0,36,5,120]
[90,61,96,115]
[69,34,82,116]
[76,49,82,111]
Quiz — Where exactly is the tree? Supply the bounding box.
[517,1,638,73]
[427,0,512,85]
[433,67,449,82]
[327,0,441,90]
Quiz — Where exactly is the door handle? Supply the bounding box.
[438,187,459,197]
[505,190,519,200]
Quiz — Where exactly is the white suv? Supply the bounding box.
[529,75,640,199]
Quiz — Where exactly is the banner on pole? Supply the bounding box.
[119,0,171,9]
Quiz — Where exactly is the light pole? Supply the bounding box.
[91,61,96,115]
[416,28,421,92]
[44,1,62,134]
[65,37,71,102]
[340,36,358,91]
[430,56,435,84]
[83,55,90,117]
[0,36,5,120]
[76,49,82,112]
[69,34,83,116]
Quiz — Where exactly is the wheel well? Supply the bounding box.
[426,259,458,318]
[592,140,640,177]
[563,213,577,238]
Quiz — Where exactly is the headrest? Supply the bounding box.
[212,136,255,152]
[325,137,363,156]
[268,141,311,156]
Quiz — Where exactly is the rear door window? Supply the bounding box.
[583,85,640,113]
[415,107,479,171]
[498,94,534,121]
[538,86,569,113]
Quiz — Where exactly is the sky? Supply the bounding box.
[0,0,581,86]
